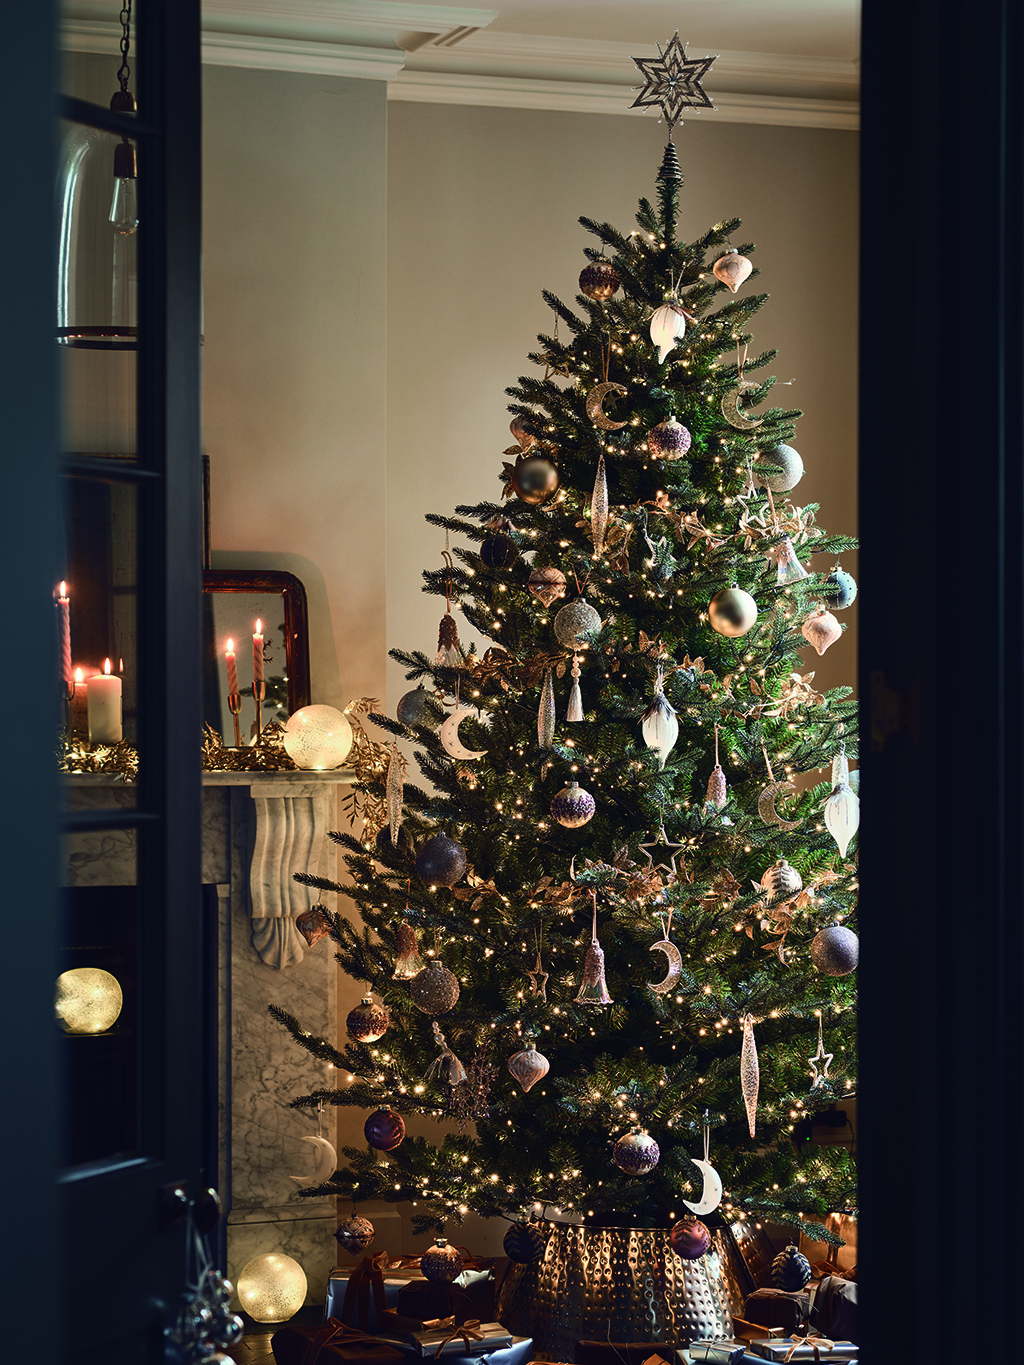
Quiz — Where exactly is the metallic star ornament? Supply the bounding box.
[631,32,717,133]
[808,1015,834,1088]
[639,823,685,877]
[527,951,549,1001]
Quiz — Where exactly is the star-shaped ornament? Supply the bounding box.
[527,952,549,1001]
[631,32,717,133]
[808,1017,834,1088]
[639,823,686,877]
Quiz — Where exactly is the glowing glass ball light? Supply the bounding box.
[236,1253,307,1323]
[282,705,354,770]
[55,967,123,1034]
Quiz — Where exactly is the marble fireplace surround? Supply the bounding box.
[64,769,409,1307]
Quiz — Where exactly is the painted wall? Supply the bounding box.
[385,102,859,725]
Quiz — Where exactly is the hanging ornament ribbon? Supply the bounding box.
[566,653,584,722]
[740,1013,760,1138]
[575,890,612,1005]
[591,452,609,558]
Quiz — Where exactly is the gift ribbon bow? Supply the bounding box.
[432,1318,485,1358]
[302,1318,381,1365]
[422,1317,457,1331]
[782,1336,836,1362]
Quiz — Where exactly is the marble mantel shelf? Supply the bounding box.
[201,768,356,786]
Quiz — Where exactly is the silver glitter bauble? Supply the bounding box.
[409,959,460,1014]
[554,598,602,648]
[810,924,859,976]
[755,443,804,493]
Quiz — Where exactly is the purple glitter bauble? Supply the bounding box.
[810,924,860,976]
[415,833,467,887]
[669,1215,712,1260]
[551,781,596,829]
[612,1127,660,1175]
[648,417,692,461]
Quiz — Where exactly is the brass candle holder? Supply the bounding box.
[227,691,242,747]
[254,679,266,739]
[63,677,76,739]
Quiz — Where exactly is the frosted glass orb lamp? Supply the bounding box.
[55,967,123,1034]
[237,1253,307,1323]
[282,705,354,770]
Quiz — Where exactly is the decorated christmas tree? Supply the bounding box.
[271,43,858,1311]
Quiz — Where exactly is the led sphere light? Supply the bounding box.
[236,1253,307,1323]
[55,967,123,1034]
[282,705,353,770]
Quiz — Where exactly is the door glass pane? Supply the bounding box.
[58,823,139,1168]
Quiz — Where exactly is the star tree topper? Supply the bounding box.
[631,32,717,133]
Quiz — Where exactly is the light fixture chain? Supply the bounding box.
[117,0,133,93]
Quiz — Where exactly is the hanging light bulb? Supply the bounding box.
[109,139,138,236]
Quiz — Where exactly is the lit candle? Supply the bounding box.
[87,658,123,745]
[252,619,264,684]
[56,582,72,688]
[225,638,239,697]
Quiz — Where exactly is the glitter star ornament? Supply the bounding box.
[631,32,716,132]
[808,1015,834,1088]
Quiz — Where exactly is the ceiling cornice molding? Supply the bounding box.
[388,70,858,131]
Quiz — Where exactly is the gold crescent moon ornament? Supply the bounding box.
[721,380,764,431]
[647,937,683,994]
[585,381,629,431]
[758,779,801,832]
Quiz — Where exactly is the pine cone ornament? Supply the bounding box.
[507,1040,550,1093]
[706,764,727,810]
[409,959,460,1014]
[420,1238,464,1283]
[346,995,389,1043]
[335,1215,375,1255]
[771,1243,812,1291]
[612,1126,660,1175]
[364,1107,405,1151]
[669,1214,712,1260]
[504,1220,546,1263]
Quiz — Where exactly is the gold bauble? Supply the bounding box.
[511,455,559,506]
[708,586,758,638]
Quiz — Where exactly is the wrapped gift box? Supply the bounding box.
[271,1321,408,1365]
[689,1341,765,1364]
[377,1333,533,1365]
[748,1339,858,1362]
[407,1322,513,1357]
[328,1266,496,1330]
[576,1343,678,1365]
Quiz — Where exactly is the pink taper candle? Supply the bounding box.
[225,638,239,697]
[56,582,72,687]
[252,619,264,684]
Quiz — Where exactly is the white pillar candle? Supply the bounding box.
[87,658,122,744]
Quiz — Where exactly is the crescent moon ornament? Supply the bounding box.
[647,911,683,995]
[758,779,801,832]
[585,381,629,430]
[682,1158,723,1216]
[439,707,488,761]
[290,1134,337,1187]
[721,380,764,431]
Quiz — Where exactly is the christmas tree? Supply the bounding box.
[271,134,858,1256]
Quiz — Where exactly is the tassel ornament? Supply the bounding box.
[566,654,583,722]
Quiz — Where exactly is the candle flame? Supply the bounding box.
[75,667,83,683]
[226,638,234,653]
[103,658,112,676]
[255,619,262,636]
[58,581,68,599]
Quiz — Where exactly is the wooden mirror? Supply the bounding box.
[202,570,311,739]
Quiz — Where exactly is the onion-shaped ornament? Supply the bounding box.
[579,258,621,300]
[507,1039,550,1093]
[824,781,860,857]
[650,301,687,364]
[409,959,461,1014]
[802,608,842,656]
[755,443,804,493]
[641,684,678,768]
[397,686,440,730]
[510,414,538,451]
[529,565,567,607]
[551,781,596,828]
[504,1220,545,1263]
[810,924,860,976]
[335,1216,375,1256]
[771,1243,812,1291]
[712,248,753,294]
[647,416,692,462]
[415,833,467,887]
[554,597,602,649]
[709,584,758,638]
[826,564,858,609]
[669,1214,712,1260]
[346,995,390,1043]
[511,454,559,506]
[761,858,802,901]
[364,1107,405,1151]
[421,1238,464,1283]
[612,1126,660,1175]
[393,922,426,980]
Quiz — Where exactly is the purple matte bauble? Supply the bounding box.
[648,417,692,461]
[364,1107,405,1151]
[415,833,468,887]
[612,1128,660,1175]
[551,781,596,829]
[670,1215,712,1260]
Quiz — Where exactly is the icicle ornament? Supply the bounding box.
[566,654,584,722]
[591,452,609,558]
[740,1013,760,1138]
[575,892,613,1005]
[386,742,405,845]
[538,670,556,749]
[641,667,678,767]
